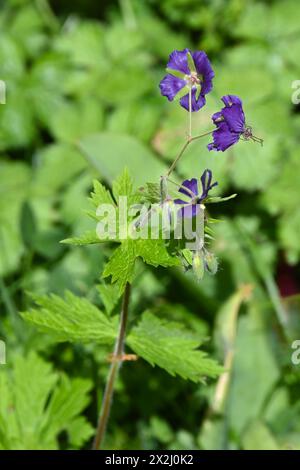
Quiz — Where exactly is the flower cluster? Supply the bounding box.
[158,48,262,279]
[159,48,262,152]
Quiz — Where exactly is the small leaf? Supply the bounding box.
[181,248,193,266]
[112,167,140,206]
[206,194,237,204]
[90,179,116,207]
[60,231,103,246]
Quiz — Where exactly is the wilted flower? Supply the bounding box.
[208,95,263,152]
[174,169,218,218]
[159,49,214,112]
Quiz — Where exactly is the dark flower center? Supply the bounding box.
[242,126,264,146]
[242,126,253,139]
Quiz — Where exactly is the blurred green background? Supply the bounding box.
[1,0,300,450]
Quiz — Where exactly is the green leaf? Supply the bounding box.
[0,160,31,275]
[48,98,104,143]
[78,132,167,186]
[13,353,58,441]
[60,231,102,246]
[65,416,94,448]
[31,143,86,197]
[135,239,180,268]
[242,421,279,450]
[102,239,136,295]
[21,291,117,345]
[40,375,94,447]
[206,194,237,204]
[53,21,107,68]
[90,179,116,208]
[20,200,37,249]
[0,352,93,449]
[127,312,223,382]
[0,34,25,81]
[0,89,36,150]
[181,248,193,266]
[97,282,121,315]
[227,310,280,434]
[107,100,161,143]
[112,167,139,206]
[261,149,300,262]
[102,238,179,295]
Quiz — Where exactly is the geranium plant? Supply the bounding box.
[21,48,262,450]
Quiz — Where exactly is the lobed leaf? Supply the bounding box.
[21,291,118,345]
[127,312,223,382]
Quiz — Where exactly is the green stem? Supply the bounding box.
[166,177,195,198]
[165,130,214,177]
[119,0,136,29]
[188,88,192,139]
[35,0,59,32]
[92,282,131,450]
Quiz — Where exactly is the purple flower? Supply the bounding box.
[175,169,218,218]
[159,49,214,112]
[208,95,263,152]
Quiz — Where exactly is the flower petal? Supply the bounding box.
[180,88,206,112]
[222,95,243,107]
[199,169,218,200]
[167,48,190,75]
[200,169,212,192]
[159,74,186,101]
[222,103,245,133]
[207,122,240,152]
[192,51,214,95]
[211,111,224,126]
[179,178,198,198]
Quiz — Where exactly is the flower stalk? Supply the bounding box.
[188,87,192,138]
[93,282,131,450]
[165,130,214,177]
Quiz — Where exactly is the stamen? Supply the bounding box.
[251,135,264,146]
[242,126,263,146]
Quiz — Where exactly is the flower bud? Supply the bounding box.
[192,251,204,281]
[204,251,218,275]
[160,176,168,203]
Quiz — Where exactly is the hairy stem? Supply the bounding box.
[92,282,131,450]
[165,130,214,177]
[188,88,192,139]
